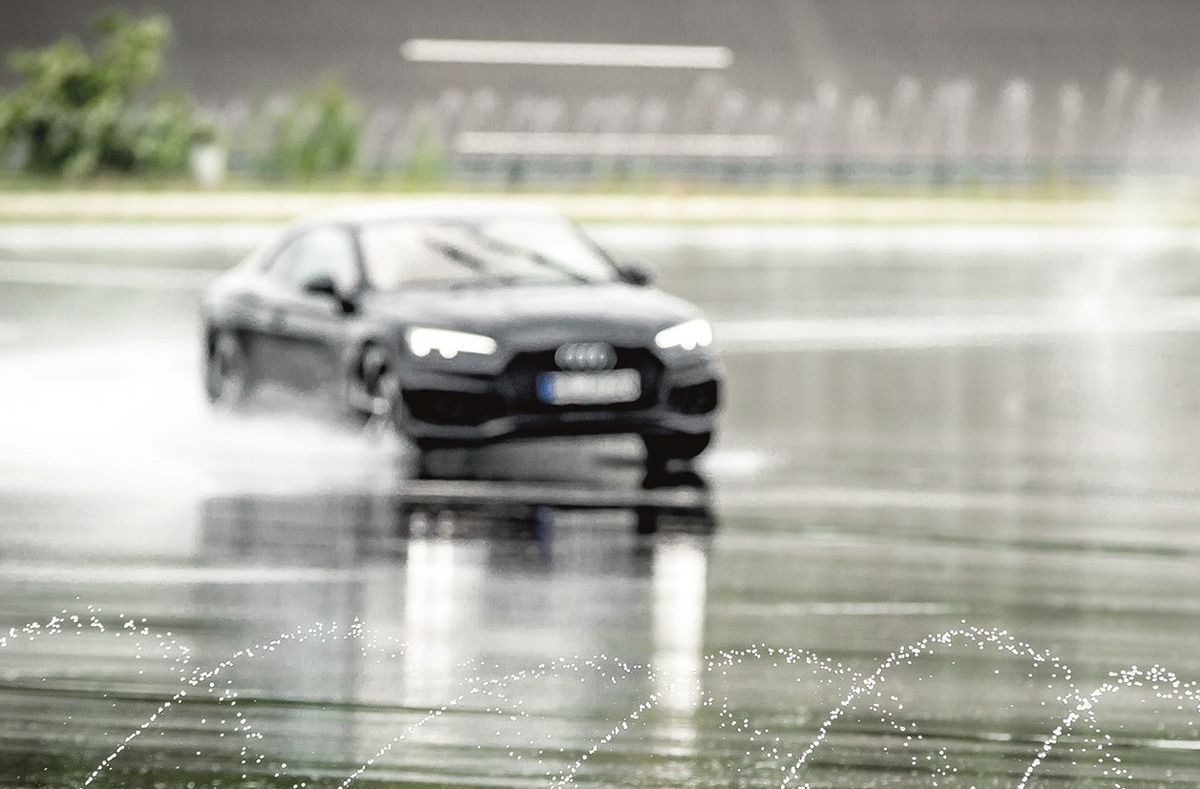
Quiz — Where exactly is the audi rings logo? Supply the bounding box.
[555,342,617,371]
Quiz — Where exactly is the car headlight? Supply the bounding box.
[655,319,713,351]
[407,327,498,359]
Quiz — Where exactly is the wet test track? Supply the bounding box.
[4,224,1200,787]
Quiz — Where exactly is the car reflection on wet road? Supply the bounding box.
[4,224,1200,786]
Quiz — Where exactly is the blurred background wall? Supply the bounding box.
[2,0,1198,188]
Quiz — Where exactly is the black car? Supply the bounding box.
[201,201,721,464]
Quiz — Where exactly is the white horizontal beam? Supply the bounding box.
[401,39,732,69]
[455,132,781,158]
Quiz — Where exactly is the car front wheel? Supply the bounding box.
[205,330,251,409]
[357,342,404,421]
[356,344,444,473]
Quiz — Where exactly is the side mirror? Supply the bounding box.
[302,273,338,298]
[618,261,654,287]
[302,274,356,314]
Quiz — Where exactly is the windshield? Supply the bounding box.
[357,216,618,290]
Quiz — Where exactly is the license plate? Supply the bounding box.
[537,369,641,405]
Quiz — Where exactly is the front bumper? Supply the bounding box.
[397,348,720,445]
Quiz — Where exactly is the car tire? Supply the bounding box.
[357,343,405,425]
[642,432,712,468]
[205,330,252,409]
[355,344,450,479]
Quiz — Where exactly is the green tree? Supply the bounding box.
[262,76,362,181]
[403,117,446,187]
[0,12,207,179]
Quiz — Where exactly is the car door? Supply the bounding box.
[255,225,362,397]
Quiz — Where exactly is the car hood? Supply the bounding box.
[363,282,700,345]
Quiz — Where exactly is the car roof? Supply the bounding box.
[296,199,561,228]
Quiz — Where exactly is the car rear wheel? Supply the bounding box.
[205,330,251,409]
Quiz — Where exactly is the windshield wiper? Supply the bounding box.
[421,237,490,273]
[471,233,590,284]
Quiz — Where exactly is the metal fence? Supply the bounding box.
[194,69,1200,188]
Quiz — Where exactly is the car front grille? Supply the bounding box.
[499,347,663,412]
[403,348,670,427]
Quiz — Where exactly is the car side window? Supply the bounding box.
[269,226,360,293]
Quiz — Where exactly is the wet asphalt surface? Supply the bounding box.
[3,223,1200,787]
